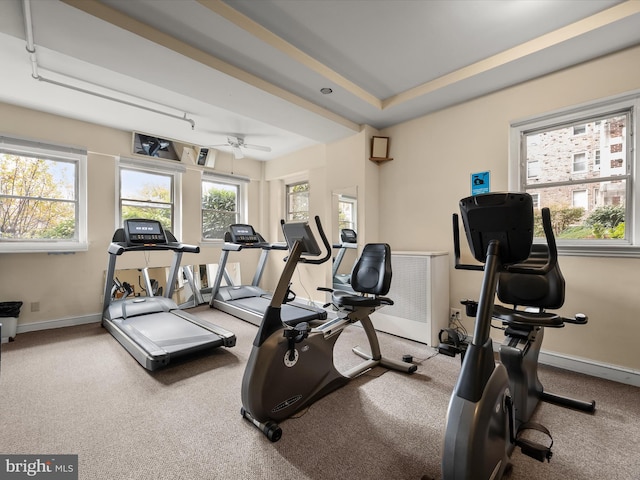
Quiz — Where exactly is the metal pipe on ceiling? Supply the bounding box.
[21,0,196,130]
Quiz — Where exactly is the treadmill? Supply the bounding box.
[209,224,327,326]
[332,228,358,292]
[102,219,236,371]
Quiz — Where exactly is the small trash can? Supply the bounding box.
[0,301,22,342]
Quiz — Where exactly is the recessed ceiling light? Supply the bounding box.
[320,87,333,94]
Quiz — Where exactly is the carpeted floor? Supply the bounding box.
[1,306,638,479]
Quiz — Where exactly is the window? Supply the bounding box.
[118,157,184,236]
[286,181,309,221]
[0,136,87,252]
[572,190,588,209]
[572,153,587,173]
[510,91,640,256]
[120,168,173,231]
[338,195,357,231]
[530,193,540,209]
[201,174,247,241]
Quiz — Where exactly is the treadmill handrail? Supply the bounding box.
[108,242,200,255]
[222,238,288,252]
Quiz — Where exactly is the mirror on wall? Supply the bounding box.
[331,187,358,292]
[110,262,241,309]
[111,267,170,300]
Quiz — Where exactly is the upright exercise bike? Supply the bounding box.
[241,216,416,441]
[441,192,595,480]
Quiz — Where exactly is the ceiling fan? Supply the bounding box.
[210,135,271,159]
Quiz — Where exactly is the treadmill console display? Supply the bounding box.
[340,229,357,243]
[124,219,167,245]
[228,224,260,244]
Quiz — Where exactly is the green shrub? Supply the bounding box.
[585,205,625,228]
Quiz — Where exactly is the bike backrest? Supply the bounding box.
[497,243,565,310]
[350,243,392,296]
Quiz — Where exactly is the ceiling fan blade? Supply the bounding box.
[243,143,271,152]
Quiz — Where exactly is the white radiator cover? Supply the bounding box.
[371,251,449,346]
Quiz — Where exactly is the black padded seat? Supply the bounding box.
[493,244,567,328]
[492,304,564,328]
[332,290,393,308]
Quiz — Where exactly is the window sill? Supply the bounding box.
[556,243,640,258]
[0,241,88,254]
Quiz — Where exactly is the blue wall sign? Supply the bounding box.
[471,171,490,195]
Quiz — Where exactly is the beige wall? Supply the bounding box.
[0,103,264,326]
[379,44,640,371]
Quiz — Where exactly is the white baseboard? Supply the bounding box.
[537,349,640,388]
[16,313,101,335]
[482,337,640,387]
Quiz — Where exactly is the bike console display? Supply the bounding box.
[124,219,167,245]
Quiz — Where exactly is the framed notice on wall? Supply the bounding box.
[370,136,393,163]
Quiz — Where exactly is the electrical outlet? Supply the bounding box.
[30,301,40,312]
[450,308,461,323]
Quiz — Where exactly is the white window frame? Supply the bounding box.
[200,172,249,243]
[117,156,184,239]
[0,135,87,253]
[509,90,640,257]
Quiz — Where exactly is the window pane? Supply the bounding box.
[121,169,172,202]
[527,179,626,240]
[525,114,627,186]
[524,112,628,242]
[527,160,540,179]
[0,153,78,240]
[120,168,173,231]
[202,211,237,239]
[338,197,356,231]
[573,153,587,173]
[287,182,309,221]
[122,202,172,232]
[572,190,587,209]
[202,180,238,240]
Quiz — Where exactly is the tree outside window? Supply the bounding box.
[120,168,173,232]
[202,180,239,240]
[0,153,77,240]
[287,181,309,221]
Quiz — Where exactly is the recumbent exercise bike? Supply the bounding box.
[440,192,595,480]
